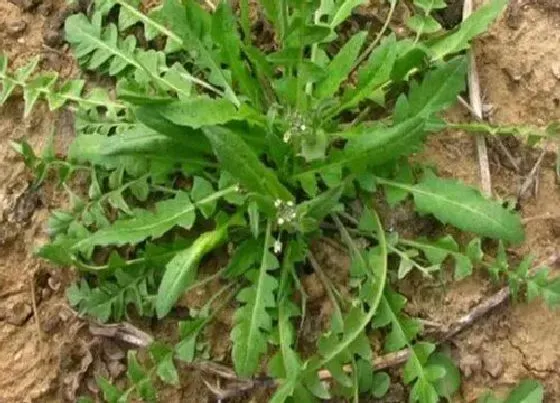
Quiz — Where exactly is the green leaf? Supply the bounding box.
[97,377,124,403]
[321,0,368,28]
[505,379,544,403]
[191,176,216,218]
[309,209,388,383]
[156,225,227,318]
[224,238,261,278]
[526,270,560,308]
[400,57,468,120]
[248,201,260,238]
[414,0,447,12]
[315,31,367,100]
[23,73,57,117]
[427,352,461,399]
[212,3,263,107]
[149,342,179,385]
[429,0,508,60]
[145,97,242,129]
[161,0,239,106]
[175,317,207,362]
[338,34,397,113]
[231,222,279,377]
[407,14,442,35]
[204,127,293,201]
[371,371,391,398]
[378,173,525,243]
[74,188,233,250]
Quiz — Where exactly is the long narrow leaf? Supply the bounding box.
[204,127,293,201]
[376,174,525,243]
[231,222,279,377]
[73,187,236,251]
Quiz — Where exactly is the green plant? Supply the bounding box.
[2,0,558,401]
[478,379,544,403]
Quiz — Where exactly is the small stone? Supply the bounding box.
[41,288,51,300]
[459,353,482,379]
[47,276,61,291]
[43,30,62,48]
[7,21,27,36]
[7,301,32,326]
[482,353,503,379]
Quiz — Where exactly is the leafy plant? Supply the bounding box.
[2,0,559,401]
[478,379,544,403]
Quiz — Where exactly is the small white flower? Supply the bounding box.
[277,218,285,225]
[274,240,283,254]
[274,199,282,207]
[300,124,306,131]
[290,212,296,219]
[286,201,294,207]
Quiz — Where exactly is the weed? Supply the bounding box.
[1,0,558,401]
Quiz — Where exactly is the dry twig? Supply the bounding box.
[518,149,546,200]
[30,272,44,346]
[463,0,492,196]
[88,321,153,346]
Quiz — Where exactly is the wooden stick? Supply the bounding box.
[463,0,492,197]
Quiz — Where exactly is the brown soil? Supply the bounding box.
[0,0,559,402]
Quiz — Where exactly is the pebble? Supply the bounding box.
[482,353,504,379]
[7,21,27,36]
[459,353,482,379]
[6,301,32,326]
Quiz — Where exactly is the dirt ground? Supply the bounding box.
[0,0,559,402]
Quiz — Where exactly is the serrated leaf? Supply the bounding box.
[309,210,388,385]
[23,73,57,117]
[212,3,263,107]
[429,0,508,60]
[380,173,524,243]
[146,97,242,129]
[156,225,227,318]
[231,223,279,377]
[161,0,239,106]
[204,126,293,201]
[315,31,367,100]
[402,57,468,119]
[338,34,397,112]
[73,189,231,251]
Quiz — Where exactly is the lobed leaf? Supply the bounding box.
[429,0,508,60]
[73,187,235,251]
[231,222,279,377]
[204,127,293,201]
